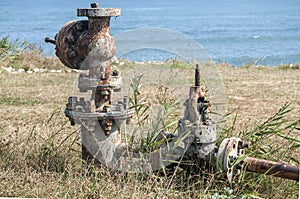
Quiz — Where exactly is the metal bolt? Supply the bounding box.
[69,51,77,58]
[91,3,99,8]
[66,35,75,44]
[80,97,85,105]
[123,96,128,109]
[44,37,55,45]
[238,141,249,149]
[75,23,83,32]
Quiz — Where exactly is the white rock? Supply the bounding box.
[5,67,14,73]
[56,70,62,73]
[27,70,33,74]
[111,56,118,63]
[50,69,56,73]
[33,68,40,73]
[18,68,25,73]
[72,69,80,73]
[119,62,125,66]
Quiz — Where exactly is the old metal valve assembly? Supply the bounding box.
[46,2,299,182]
[46,3,134,167]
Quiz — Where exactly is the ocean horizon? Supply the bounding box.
[0,0,300,66]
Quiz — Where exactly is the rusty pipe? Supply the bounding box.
[244,157,299,181]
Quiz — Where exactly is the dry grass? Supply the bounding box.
[219,64,300,124]
[0,54,299,198]
[0,37,65,71]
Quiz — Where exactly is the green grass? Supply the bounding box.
[0,36,27,60]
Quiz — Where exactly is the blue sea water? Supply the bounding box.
[0,0,300,66]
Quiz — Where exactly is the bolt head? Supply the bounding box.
[91,3,99,8]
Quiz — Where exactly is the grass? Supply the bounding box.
[0,38,299,198]
[0,37,65,71]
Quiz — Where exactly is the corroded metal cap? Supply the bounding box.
[77,3,121,17]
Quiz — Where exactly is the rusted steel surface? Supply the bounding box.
[244,157,299,181]
[48,3,120,70]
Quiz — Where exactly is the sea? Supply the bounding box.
[0,0,300,66]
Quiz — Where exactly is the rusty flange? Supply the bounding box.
[54,20,89,69]
[77,5,121,17]
[217,137,299,181]
[217,137,248,182]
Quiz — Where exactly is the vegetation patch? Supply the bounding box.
[0,38,299,198]
[0,95,44,106]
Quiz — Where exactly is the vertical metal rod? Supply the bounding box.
[195,64,200,87]
[244,157,299,181]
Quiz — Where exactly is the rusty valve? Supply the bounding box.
[45,3,121,70]
[46,3,299,183]
[46,3,135,169]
